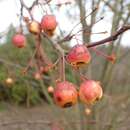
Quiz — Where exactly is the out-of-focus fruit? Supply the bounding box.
[41,14,57,36]
[12,34,26,48]
[34,72,42,80]
[28,21,41,34]
[48,86,54,93]
[5,77,14,85]
[85,108,92,115]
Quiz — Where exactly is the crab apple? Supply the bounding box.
[53,81,78,108]
[12,34,26,48]
[79,80,103,104]
[41,14,57,35]
[66,44,91,68]
[85,108,92,115]
[48,86,54,93]
[5,77,14,85]
[34,72,42,80]
[28,21,41,34]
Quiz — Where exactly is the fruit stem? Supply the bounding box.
[59,52,66,82]
[79,71,89,81]
[90,47,116,63]
[62,54,66,81]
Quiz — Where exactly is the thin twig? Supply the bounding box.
[69,7,98,35]
[22,47,38,74]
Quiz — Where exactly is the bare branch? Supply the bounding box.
[87,25,130,48]
[0,119,96,127]
[68,6,98,35]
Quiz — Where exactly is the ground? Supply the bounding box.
[0,102,79,130]
[0,103,52,130]
[0,94,129,130]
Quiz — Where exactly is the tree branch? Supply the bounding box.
[86,25,130,48]
[0,119,96,126]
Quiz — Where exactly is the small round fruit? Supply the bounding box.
[85,108,92,115]
[28,21,40,34]
[5,77,14,85]
[34,72,41,80]
[79,80,103,104]
[12,34,26,48]
[66,44,91,68]
[53,81,78,108]
[41,14,57,32]
[48,86,54,93]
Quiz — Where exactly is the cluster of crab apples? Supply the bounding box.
[51,43,102,108]
[12,14,57,48]
[11,14,103,108]
[48,79,103,108]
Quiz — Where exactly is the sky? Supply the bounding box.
[0,0,130,47]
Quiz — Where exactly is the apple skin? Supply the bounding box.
[12,34,26,48]
[79,80,103,104]
[41,15,57,36]
[66,44,91,68]
[29,21,41,34]
[53,81,78,108]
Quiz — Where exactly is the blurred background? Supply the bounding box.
[0,0,130,130]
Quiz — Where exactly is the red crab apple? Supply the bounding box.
[28,21,40,34]
[12,34,26,48]
[41,14,57,36]
[53,81,78,108]
[79,80,103,104]
[66,44,91,68]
